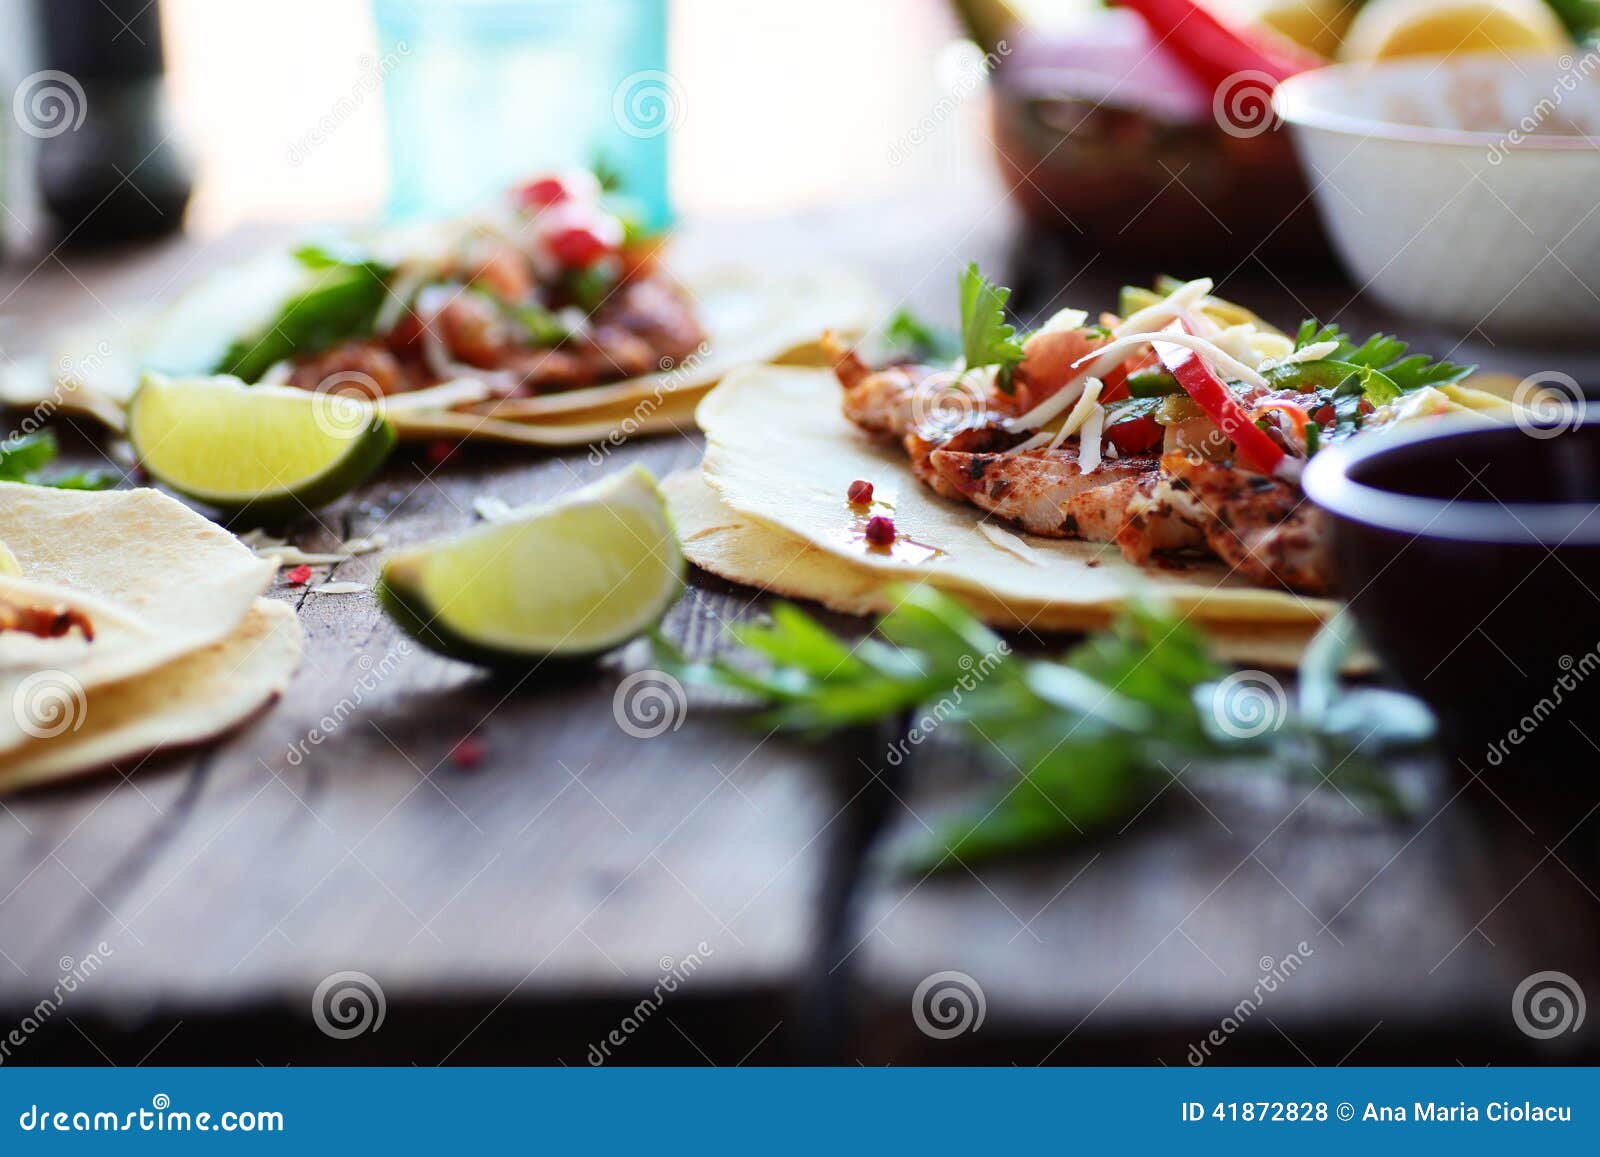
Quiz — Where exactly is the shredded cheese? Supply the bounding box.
[1075,331,1270,391]
[1077,403,1105,474]
[1037,307,1088,335]
[1257,339,1341,373]
[977,522,1040,564]
[473,496,515,522]
[306,581,369,596]
[1007,378,1104,455]
[1116,279,1214,336]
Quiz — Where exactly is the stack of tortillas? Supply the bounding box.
[0,482,301,793]
[665,365,1352,670]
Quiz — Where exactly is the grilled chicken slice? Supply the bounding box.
[930,445,1204,551]
[1153,453,1331,595]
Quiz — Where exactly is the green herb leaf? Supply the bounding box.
[957,263,1025,383]
[1547,0,1600,42]
[649,586,1432,870]
[883,309,961,364]
[1291,320,1473,404]
[217,246,395,383]
[0,431,117,490]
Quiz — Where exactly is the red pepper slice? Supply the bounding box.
[1153,321,1286,476]
[1117,0,1321,88]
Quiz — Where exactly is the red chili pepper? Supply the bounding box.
[285,564,312,586]
[1153,321,1286,476]
[1117,0,1321,88]
[847,479,874,505]
[1105,415,1163,455]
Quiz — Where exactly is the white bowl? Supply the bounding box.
[1274,54,1600,340]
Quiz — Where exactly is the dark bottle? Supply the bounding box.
[29,0,192,244]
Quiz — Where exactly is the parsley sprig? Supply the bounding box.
[652,587,1430,870]
[1290,321,1475,406]
[216,244,396,383]
[0,431,116,490]
[958,263,1025,392]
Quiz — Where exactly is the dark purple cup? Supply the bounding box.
[1302,415,1600,773]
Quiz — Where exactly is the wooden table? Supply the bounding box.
[1,197,1597,1066]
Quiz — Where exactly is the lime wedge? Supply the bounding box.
[127,373,395,521]
[377,466,684,666]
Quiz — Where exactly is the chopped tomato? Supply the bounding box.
[1252,400,1311,445]
[285,564,312,586]
[540,203,624,268]
[1105,415,1163,455]
[1013,326,1110,411]
[514,170,601,211]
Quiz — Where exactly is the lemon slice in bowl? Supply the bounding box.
[377,466,684,667]
[1340,0,1570,60]
[128,373,396,522]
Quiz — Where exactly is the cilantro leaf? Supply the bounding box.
[957,263,1025,388]
[1290,320,1474,404]
[1547,0,1600,42]
[883,308,960,364]
[650,586,1431,869]
[0,431,116,490]
[216,245,395,383]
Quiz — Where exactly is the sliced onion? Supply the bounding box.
[1073,330,1270,390]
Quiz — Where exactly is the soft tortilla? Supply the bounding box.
[0,598,302,793]
[663,469,1353,670]
[0,483,275,753]
[1,258,881,439]
[696,366,1337,628]
[387,381,702,446]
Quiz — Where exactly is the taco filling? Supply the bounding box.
[0,593,93,640]
[825,268,1501,596]
[220,170,706,400]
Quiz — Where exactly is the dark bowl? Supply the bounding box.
[989,12,1330,265]
[1303,416,1600,773]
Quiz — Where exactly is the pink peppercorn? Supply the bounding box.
[864,515,896,546]
[847,479,874,505]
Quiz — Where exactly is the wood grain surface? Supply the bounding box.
[0,200,1596,1065]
